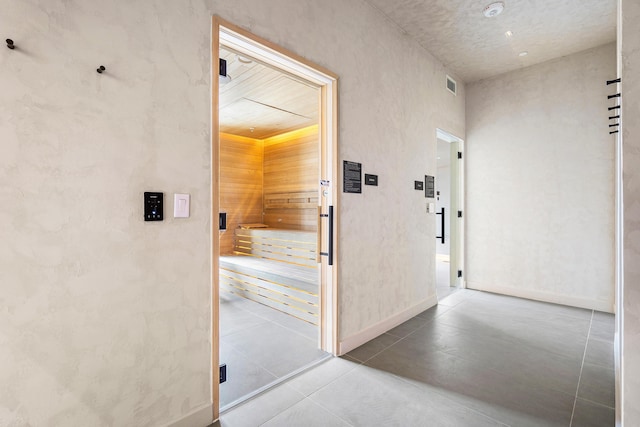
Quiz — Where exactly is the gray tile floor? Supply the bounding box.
[214,289,615,426]
[219,292,329,409]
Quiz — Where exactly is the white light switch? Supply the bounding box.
[427,202,435,213]
[174,193,190,218]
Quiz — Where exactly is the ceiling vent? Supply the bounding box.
[446,75,457,95]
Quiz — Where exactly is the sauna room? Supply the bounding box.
[217,47,329,408]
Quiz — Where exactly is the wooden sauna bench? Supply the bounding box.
[219,226,319,325]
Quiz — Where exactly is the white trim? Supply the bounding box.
[219,28,333,86]
[338,295,438,355]
[615,1,623,424]
[435,129,465,288]
[163,403,213,427]
[467,281,614,313]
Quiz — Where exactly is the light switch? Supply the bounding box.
[174,193,190,218]
[427,202,435,213]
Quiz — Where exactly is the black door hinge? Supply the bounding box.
[458,270,463,278]
[458,210,463,218]
[457,152,462,159]
[219,364,227,384]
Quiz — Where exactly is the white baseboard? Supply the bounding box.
[338,295,438,355]
[164,403,213,427]
[467,281,614,313]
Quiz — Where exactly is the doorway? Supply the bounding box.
[212,17,339,419]
[435,129,464,300]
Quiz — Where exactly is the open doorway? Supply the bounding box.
[217,46,328,409]
[435,129,464,301]
[212,17,339,418]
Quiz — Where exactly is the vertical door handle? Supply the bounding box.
[318,206,334,265]
[328,206,334,266]
[435,207,445,244]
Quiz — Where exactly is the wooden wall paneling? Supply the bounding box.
[263,125,319,231]
[219,132,264,254]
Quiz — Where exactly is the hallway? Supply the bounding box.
[215,290,614,426]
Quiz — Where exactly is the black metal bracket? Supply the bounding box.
[609,115,620,120]
[608,93,621,99]
[609,124,619,128]
[610,130,619,135]
[219,364,227,384]
[609,105,621,111]
[607,78,621,85]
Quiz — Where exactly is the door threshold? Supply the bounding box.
[219,353,332,413]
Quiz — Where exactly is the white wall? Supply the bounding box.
[466,44,616,312]
[0,0,465,425]
[620,0,640,422]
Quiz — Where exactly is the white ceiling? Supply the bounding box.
[363,0,617,83]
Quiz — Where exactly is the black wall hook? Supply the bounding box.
[6,39,15,49]
[609,115,620,120]
[608,93,621,99]
[608,105,620,111]
[606,78,621,85]
[96,65,106,74]
[609,123,619,128]
[610,130,619,134]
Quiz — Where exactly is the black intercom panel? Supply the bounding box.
[144,192,163,221]
[425,175,435,198]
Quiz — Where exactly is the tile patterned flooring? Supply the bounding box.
[214,289,615,426]
[219,292,329,409]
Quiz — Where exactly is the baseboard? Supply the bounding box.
[163,403,213,427]
[467,281,614,313]
[338,294,438,355]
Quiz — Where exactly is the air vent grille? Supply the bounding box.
[446,75,457,95]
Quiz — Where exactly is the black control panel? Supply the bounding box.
[144,192,163,221]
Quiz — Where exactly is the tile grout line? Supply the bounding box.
[570,309,594,427]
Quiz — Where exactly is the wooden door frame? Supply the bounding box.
[211,16,339,420]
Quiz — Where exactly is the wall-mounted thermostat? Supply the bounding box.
[144,192,163,221]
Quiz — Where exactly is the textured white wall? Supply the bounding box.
[620,0,640,422]
[0,0,465,425]
[466,44,616,312]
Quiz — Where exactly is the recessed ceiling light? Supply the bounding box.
[483,2,505,18]
[505,30,513,37]
[518,51,528,57]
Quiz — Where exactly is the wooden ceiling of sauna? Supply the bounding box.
[219,47,319,140]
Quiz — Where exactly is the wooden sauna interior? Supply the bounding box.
[219,126,319,255]
[218,47,321,323]
[219,47,320,253]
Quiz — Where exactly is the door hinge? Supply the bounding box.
[458,210,463,218]
[219,364,227,384]
[457,152,462,159]
[458,270,463,278]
